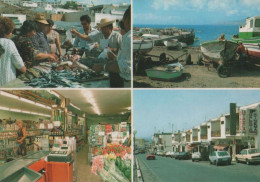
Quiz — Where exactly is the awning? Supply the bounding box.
[213,144,229,150]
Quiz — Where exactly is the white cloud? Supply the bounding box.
[134,13,182,24]
[240,0,260,10]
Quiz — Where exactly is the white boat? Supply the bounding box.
[163,39,181,50]
[142,34,160,39]
[145,62,184,81]
[133,39,153,53]
[232,16,260,59]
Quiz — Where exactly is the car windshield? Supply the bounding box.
[218,151,229,156]
[248,149,259,154]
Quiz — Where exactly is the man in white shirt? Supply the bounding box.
[73,15,98,56]
[92,6,131,88]
[71,18,123,87]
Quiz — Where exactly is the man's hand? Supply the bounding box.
[107,51,117,61]
[106,61,120,73]
[92,64,104,73]
[71,28,79,35]
[48,53,58,62]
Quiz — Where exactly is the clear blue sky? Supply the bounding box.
[133,90,260,139]
[133,0,260,25]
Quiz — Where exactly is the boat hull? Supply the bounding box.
[145,63,184,81]
[200,40,238,62]
[133,40,153,53]
[232,37,260,59]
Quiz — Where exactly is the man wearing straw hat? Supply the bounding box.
[31,13,52,54]
[71,18,122,52]
[71,17,122,87]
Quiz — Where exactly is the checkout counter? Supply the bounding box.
[0,141,74,182]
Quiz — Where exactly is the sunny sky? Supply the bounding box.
[133,0,260,25]
[133,90,260,139]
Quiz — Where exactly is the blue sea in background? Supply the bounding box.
[134,24,239,46]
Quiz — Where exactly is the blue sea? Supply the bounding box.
[134,24,239,46]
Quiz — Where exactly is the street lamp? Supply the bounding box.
[133,129,137,153]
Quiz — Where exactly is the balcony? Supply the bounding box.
[192,136,198,141]
[211,131,220,137]
[200,135,207,139]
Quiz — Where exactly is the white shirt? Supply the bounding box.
[117,30,131,81]
[0,38,25,86]
[73,28,99,49]
[89,30,122,50]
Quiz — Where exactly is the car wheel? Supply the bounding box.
[246,159,250,165]
[209,161,212,165]
[216,161,219,166]
[236,157,239,163]
[192,159,194,162]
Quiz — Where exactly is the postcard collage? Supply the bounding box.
[0,0,260,182]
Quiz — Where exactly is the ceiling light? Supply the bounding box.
[47,90,60,98]
[9,108,21,112]
[82,90,101,115]
[70,103,81,110]
[0,91,19,99]
[20,97,36,104]
[0,106,10,111]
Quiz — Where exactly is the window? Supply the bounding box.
[255,19,260,27]
[250,20,253,28]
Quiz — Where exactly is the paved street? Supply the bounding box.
[136,154,260,182]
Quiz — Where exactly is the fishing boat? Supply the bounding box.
[163,39,181,50]
[200,40,238,62]
[133,39,154,53]
[232,16,260,59]
[145,62,183,81]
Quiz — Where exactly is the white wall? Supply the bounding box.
[220,116,226,138]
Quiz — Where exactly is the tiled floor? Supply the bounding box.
[76,144,102,182]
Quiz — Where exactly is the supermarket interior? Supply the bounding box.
[0,90,131,182]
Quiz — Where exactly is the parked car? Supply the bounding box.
[156,151,163,156]
[192,152,201,162]
[166,151,174,157]
[146,153,156,160]
[175,152,191,160]
[235,148,260,165]
[209,151,231,166]
[172,152,179,158]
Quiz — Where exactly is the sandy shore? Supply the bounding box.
[134,46,260,88]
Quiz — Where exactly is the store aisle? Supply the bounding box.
[76,144,101,182]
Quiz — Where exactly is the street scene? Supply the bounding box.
[133,90,260,182]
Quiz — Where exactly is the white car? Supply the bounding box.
[165,151,174,157]
[209,151,231,166]
[235,148,260,165]
[192,152,201,162]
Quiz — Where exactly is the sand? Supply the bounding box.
[134,46,260,88]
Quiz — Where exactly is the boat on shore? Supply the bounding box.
[133,39,154,54]
[145,62,183,81]
[200,40,238,62]
[232,16,260,59]
[163,39,181,50]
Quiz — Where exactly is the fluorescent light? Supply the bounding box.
[35,102,51,110]
[82,90,101,115]
[70,103,81,110]
[0,91,19,99]
[0,106,10,111]
[10,108,21,112]
[20,97,35,104]
[47,90,60,98]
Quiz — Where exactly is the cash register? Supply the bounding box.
[48,140,72,162]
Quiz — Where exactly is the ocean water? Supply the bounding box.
[134,24,239,46]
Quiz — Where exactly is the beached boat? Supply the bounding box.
[200,40,238,62]
[145,62,183,81]
[232,16,260,59]
[163,39,181,50]
[133,39,153,53]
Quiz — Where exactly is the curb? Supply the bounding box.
[135,156,144,182]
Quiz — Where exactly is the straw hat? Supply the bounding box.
[34,13,49,25]
[97,18,115,28]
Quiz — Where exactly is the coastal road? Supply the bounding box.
[136,154,260,182]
